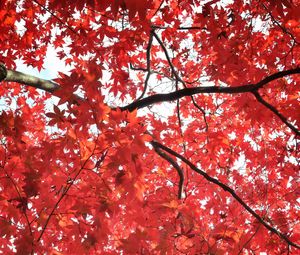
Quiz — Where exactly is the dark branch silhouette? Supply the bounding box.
[1,63,299,134]
[123,67,300,112]
[152,30,185,83]
[252,91,300,136]
[136,30,154,100]
[151,140,300,249]
[153,145,184,199]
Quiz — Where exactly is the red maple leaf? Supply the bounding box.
[0,0,299,254]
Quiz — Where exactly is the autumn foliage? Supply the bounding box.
[0,0,300,254]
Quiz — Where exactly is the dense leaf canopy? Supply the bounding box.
[0,0,299,254]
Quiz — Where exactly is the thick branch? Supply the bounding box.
[150,140,300,249]
[2,63,299,109]
[0,63,7,81]
[122,84,255,111]
[1,63,299,134]
[254,68,300,90]
[5,69,59,92]
[122,67,300,111]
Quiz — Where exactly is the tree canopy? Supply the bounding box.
[0,0,299,254]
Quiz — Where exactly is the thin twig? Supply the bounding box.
[150,0,165,19]
[130,63,175,81]
[33,0,77,35]
[152,30,185,83]
[262,3,299,45]
[191,96,209,132]
[4,170,34,253]
[136,31,153,100]
[36,137,103,242]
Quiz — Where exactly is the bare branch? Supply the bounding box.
[122,83,255,111]
[150,140,300,250]
[150,0,165,19]
[129,63,147,72]
[0,63,7,82]
[191,96,209,132]
[3,64,299,110]
[5,69,59,92]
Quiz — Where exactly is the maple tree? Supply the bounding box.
[0,0,299,254]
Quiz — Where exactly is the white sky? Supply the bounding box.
[15,45,73,80]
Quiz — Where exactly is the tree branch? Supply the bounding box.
[0,63,7,81]
[0,63,59,92]
[122,83,254,110]
[37,138,102,243]
[153,145,184,199]
[262,3,299,45]
[33,0,78,35]
[1,63,299,134]
[151,25,206,31]
[252,91,300,136]
[2,63,299,108]
[122,68,300,134]
[5,69,59,92]
[253,68,300,90]
[136,30,153,100]
[150,140,300,250]
[152,30,185,83]
[122,67,300,111]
